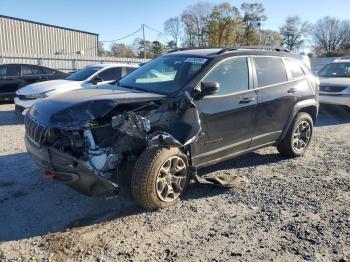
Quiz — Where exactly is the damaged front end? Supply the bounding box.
[24,88,201,197]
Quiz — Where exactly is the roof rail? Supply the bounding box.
[167,47,220,53]
[167,46,290,55]
[217,46,290,55]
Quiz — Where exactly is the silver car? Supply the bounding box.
[318,58,350,107]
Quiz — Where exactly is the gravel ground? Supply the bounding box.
[0,103,349,262]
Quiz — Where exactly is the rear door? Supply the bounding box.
[251,56,304,147]
[191,56,257,167]
[0,65,21,97]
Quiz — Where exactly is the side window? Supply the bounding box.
[99,68,122,81]
[21,66,34,76]
[1,65,19,77]
[284,58,305,79]
[40,67,54,75]
[253,57,288,87]
[202,57,249,96]
[0,66,6,77]
[121,67,137,78]
[125,67,136,74]
[31,66,44,75]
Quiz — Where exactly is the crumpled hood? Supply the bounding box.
[28,86,165,128]
[319,77,350,86]
[17,79,81,95]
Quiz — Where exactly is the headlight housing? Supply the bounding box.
[26,90,55,99]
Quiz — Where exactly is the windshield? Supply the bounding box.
[318,63,350,78]
[66,66,103,81]
[118,56,209,94]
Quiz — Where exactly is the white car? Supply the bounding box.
[318,58,350,107]
[15,63,138,115]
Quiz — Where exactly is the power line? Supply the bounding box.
[100,27,143,43]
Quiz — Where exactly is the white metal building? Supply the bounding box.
[0,15,98,56]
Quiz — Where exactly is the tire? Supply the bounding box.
[277,112,313,157]
[131,146,190,210]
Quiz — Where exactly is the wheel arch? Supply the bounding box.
[279,99,319,142]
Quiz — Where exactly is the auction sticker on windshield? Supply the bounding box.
[184,58,208,64]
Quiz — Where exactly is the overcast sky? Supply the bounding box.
[1,0,350,48]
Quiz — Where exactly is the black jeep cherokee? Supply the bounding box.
[24,47,319,209]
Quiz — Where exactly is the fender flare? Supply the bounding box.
[279,99,319,141]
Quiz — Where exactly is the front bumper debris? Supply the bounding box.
[25,135,119,197]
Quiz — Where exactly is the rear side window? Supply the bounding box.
[99,67,122,81]
[42,67,54,74]
[202,57,249,96]
[284,58,305,79]
[253,57,288,87]
[21,66,35,76]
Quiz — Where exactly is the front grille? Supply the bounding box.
[320,85,347,93]
[17,95,34,101]
[24,114,47,145]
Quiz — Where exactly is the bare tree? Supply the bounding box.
[280,16,312,51]
[313,17,350,55]
[260,30,283,46]
[98,42,110,57]
[164,17,182,48]
[181,2,213,47]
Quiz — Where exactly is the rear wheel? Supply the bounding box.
[131,146,190,209]
[277,112,313,157]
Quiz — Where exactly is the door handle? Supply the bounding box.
[287,88,297,93]
[239,97,255,104]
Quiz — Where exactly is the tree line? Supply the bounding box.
[98,2,350,58]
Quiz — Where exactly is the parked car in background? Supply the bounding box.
[318,58,350,108]
[0,64,67,102]
[23,47,319,210]
[15,64,138,115]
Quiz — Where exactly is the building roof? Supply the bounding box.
[0,15,99,36]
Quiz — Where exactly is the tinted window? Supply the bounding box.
[66,66,103,81]
[98,67,122,81]
[31,66,44,75]
[0,66,6,77]
[41,67,54,74]
[202,57,249,96]
[21,66,37,76]
[253,57,288,87]
[285,58,305,79]
[0,65,19,77]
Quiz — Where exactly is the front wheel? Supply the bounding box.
[131,146,190,210]
[277,112,314,157]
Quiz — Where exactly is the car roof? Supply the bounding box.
[165,47,303,60]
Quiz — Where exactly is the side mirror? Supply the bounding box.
[193,81,219,99]
[91,75,103,85]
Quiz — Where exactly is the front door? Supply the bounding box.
[191,57,257,167]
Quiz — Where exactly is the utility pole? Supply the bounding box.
[142,24,146,59]
[258,22,262,46]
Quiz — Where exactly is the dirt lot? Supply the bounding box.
[0,103,349,262]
